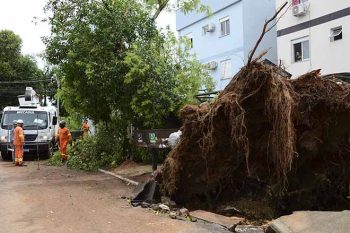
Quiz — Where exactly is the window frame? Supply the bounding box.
[291,37,310,63]
[219,16,230,37]
[220,59,232,80]
[330,26,343,42]
[185,32,193,49]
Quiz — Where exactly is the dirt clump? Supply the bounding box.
[158,62,350,219]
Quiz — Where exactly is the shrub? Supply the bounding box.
[46,151,64,166]
[66,124,124,171]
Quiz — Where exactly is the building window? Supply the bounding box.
[292,37,309,62]
[220,17,230,36]
[330,26,342,42]
[220,59,231,79]
[185,33,193,49]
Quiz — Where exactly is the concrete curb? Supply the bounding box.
[268,219,294,233]
[98,168,139,186]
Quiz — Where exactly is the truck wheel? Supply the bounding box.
[42,141,55,159]
[48,142,54,158]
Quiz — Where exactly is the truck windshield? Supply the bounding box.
[1,111,48,130]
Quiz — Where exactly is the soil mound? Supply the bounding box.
[159,62,350,218]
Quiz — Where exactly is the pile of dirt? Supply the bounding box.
[158,62,350,219]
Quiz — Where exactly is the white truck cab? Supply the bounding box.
[0,87,58,160]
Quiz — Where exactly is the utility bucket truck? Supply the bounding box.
[0,87,58,160]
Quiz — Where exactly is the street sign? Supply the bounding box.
[133,129,178,149]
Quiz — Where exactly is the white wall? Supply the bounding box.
[277,0,350,77]
[276,0,350,30]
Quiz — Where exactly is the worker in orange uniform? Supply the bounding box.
[81,119,90,138]
[56,121,71,162]
[14,119,25,166]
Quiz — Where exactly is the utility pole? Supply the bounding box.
[44,81,47,106]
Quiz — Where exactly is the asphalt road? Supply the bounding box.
[0,161,230,233]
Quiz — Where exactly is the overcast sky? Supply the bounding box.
[0,0,176,68]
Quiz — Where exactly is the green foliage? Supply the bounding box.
[64,115,83,131]
[44,0,157,123]
[123,30,213,128]
[67,124,124,171]
[44,0,214,166]
[0,30,44,108]
[46,151,64,166]
[143,0,210,19]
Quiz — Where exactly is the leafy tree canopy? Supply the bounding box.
[144,0,210,20]
[44,0,213,128]
[0,30,44,108]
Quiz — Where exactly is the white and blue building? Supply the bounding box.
[176,0,278,90]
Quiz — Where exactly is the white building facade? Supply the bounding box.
[177,0,277,91]
[276,0,350,77]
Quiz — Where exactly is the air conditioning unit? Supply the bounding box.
[206,61,218,70]
[205,23,215,32]
[292,4,307,16]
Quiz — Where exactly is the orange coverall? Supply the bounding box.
[13,126,24,165]
[81,122,89,137]
[56,127,71,160]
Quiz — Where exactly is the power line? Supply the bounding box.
[0,79,55,84]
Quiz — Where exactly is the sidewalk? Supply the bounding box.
[269,211,350,233]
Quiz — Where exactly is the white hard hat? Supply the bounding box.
[13,120,17,124]
[17,119,24,124]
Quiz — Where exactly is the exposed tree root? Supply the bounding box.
[159,62,350,218]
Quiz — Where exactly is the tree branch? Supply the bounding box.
[152,0,170,21]
[101,0,113,14]
[247,1,288,66]
[265,3,291,34]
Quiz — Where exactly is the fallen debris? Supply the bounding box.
[161,196,176,208]
[169,211,177,219]
[130,180,159,207]
[150,203,161,211]
[98,169,139,186]
[190,210,244,230]
[141,202,151,208]
[179,208,189,217]
[159,204,170,212]
[235,225,265,233]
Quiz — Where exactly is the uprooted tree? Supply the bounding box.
[158,2,350,218]
[159,62,350,218]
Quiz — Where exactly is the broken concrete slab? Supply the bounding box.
[179,208,189,217]
[269,211,350,233]
[159,204,170,212]
[130,180,159,206]
[183,222,233,233]
[130,182,147,200]
[190,210,244,230]
[235,225,264,233]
